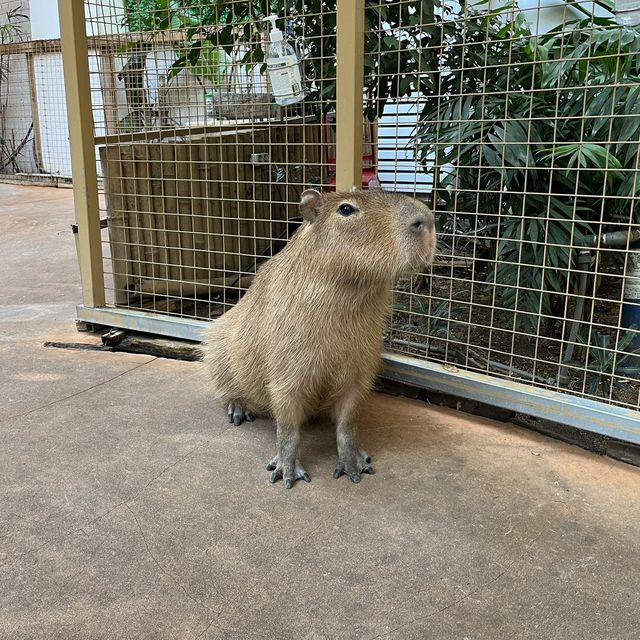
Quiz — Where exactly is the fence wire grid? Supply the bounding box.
[0,1,73,179]
[76,0,640,415]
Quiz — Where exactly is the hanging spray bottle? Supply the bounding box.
[263,14,305,106]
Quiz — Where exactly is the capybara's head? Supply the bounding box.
[298,189,436,281]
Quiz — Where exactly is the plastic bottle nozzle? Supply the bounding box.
[263,14,283,43]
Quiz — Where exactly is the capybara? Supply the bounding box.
[202,188,436,488]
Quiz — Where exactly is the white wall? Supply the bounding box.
[0,0,37,174]
[29,0,126,39]
[29,0,59,40]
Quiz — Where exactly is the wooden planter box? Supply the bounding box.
[99,121,322,310]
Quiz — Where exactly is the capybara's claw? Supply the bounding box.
[227,402,255,426]
[267,456,310,488]
[333,452,375,483]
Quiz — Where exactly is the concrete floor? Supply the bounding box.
[1,183,640,639]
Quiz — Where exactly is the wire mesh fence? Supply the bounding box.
[380,0,640,412]
[0,1,75,179]
[87,0,333,320]
[72,0,640,418]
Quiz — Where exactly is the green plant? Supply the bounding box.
[425,299,469,339]
[124,0,162,32]
[579,330,640,397]
[415,5,640,333]
[122,2,232,96]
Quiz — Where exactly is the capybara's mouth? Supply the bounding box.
[411,243,435,272]
[423,234,437,266]
[398,256,430,276]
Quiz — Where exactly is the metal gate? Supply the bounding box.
[60,0,640,443]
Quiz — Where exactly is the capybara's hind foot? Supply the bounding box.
[333,449,375,484]
[227,401,255,426]
[266,455,311,489]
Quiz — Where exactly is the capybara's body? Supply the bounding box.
[202,189,436,488]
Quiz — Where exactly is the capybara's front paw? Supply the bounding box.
[227,401,255,426]
[266,455,311,489]
[333,449,375,484]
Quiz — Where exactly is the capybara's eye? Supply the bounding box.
[338,203,357,216]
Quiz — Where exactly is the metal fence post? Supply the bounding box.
[59,0,105,308]
[335,0,364,191]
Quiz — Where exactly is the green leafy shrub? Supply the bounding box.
[579,330,640,396]
[415,6,640,333]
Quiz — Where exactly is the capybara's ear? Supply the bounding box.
[299,189,323,222]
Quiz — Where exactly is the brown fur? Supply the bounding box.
[202,189,436,488]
